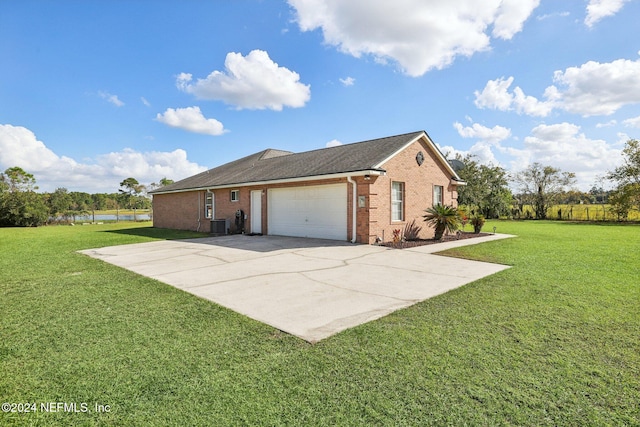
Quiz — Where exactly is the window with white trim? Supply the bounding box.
[205,192,213,219]
[231,190,239,202]
[391,181,404,221]
[433,185,444,206]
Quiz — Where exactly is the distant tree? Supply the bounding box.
[1,166,38,192]
[148,177,173,193]
[119,178,140,206]
[512,163,576,219]
[454,154,512,218]
[557,190,592,205]
[47,187,73,220]
[607,139,640,211]
[589,185,608,204]
[91,193,108,211]
[608,139,640,186]
[608,185,635,220]
[105,193,119,210]
[118,177,146,220]
[0,167,48,227]
[70,192,92,211]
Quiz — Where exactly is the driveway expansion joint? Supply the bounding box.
[79,234,514,342]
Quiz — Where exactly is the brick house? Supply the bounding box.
[150,131,465,244]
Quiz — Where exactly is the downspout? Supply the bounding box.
[346,176,357,243]
[197,191,201,232]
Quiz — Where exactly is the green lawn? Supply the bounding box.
[1,221,638,426]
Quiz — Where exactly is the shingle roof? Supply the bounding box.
[152,131,450,193]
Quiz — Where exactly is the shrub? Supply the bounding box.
[471,215,486,233]
[403,219,422,241]
[458,206,469,231]
[423,205,461,240]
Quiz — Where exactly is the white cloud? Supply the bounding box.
[451,121,512,166]
[288,0,540,77]
[616,132,632,145]
[98,91,124,107]
[437,141,500,166]
[141,97,151,107]
[550,58,640,116]
[469,142,501,165]
[623,116,640,128]
[177,50,311,111]
[492,0,542,39]
[474,77,554,116]
[436,143,465,160]
[454,122,511,144]
[537,11,570,21]
[325,139,342,147]
[476,56,640,117]
[0,124,73,173]
[474,78,515,111]
[339,76,355,86]
[156,106,226,136]
[596,119,617,128]
[0,124,206,193]
[585,0,631,27]
[96,148,205,187]
[516,122,622,189]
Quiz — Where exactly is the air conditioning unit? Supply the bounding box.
[210,219,229,235]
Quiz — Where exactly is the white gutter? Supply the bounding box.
[151,170,385,195]
[196,191,201,232]
[346,176,357,243]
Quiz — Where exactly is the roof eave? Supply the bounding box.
[150,169,386,195]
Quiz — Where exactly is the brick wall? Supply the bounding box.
[368,138,459,243]
[213,187,252,234]
[152,191,205,232]
[354,176,371,243]
[154,177,356,238]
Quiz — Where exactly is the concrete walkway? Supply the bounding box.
[80,233,514,342]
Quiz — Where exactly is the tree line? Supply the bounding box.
[0,170,173,227]
[454,138,639,221]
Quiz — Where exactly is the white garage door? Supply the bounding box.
[268,184,347,240]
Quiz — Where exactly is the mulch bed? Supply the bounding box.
[381,231,491,249]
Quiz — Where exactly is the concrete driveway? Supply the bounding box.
[80,234,513,342]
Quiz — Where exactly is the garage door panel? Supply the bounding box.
[268,184,347,240]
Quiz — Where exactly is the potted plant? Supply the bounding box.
[423,205,461,240]
[471,214,485,233]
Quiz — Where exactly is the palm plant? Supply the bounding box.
[423,205,461,240]
[470,214,486,233]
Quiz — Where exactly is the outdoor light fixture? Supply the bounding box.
[364,174,371,180]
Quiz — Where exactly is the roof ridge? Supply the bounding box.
[319,130,424,152]
[243,131,425,168]
[259,148,294,160]
[265,130,425,159]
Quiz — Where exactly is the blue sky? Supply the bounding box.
[1,0,639,193]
